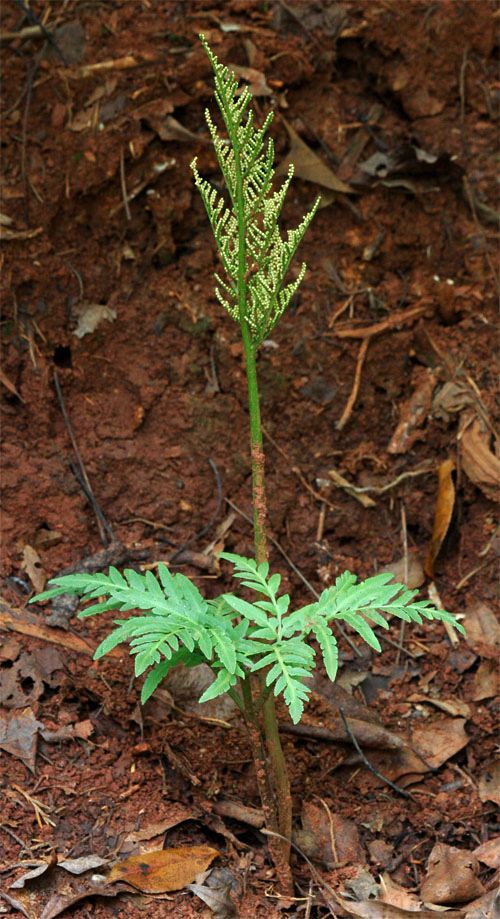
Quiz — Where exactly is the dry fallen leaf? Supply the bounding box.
[231,63,272,96]
[379,554,425,590]
[388,369,436,455]
[460,414,500,502]
[0,706,43,772]
[108,846,219,893]
[0,367,24,401]
[297,800,365,866]
[424,458,456,578]
[420,842,485,905]
[411,718,469,770]
[473,837,500,869]
[123,806,195,849]
[408,694,471,719]
[462,601,500,659]
[378,873,421,911]
[277,118,354,195]
[340,898,464,918]
[21,544,47,593]
[478,762,500,806]
[471,659,498,701]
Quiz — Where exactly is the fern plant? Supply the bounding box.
[31,37,464,894]
[33,556,463,725]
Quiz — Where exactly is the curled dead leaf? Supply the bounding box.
[424,458,456,578]
[460,414,500,502]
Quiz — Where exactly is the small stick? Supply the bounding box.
[315,501,326,541]
[428,581,459,646]
[338,708,414,800]
[317,797,338,863]
[53,369,114,545]
[336,338,369,431]
[262,424,338,512]
[396,503,408,666]
[332,304,427,339]
[119,147,131,221]
[463,176,499,289]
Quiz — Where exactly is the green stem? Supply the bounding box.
[231,101,292,895]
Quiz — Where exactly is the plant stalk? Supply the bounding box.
[232,112,293,893]
[240,327,293,894]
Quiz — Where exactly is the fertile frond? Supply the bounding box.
[191,36,319,345]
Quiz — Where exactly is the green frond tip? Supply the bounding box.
[192,35,319,346]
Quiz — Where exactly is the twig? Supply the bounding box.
[119,147,131,221]
[262,425,338,512]
[338,708,414,800]
[336,338,369,431]
[331,304,428,339]
[53,369,114,545]
[11,0,69,63]
[428,581,459,646]
[329,462,433,497]
[169,458,222,563]
[11,784,56,828]
[396,503,408,666]
[0,824,31,854]
[463,176,499,289]
[318,797,338,863]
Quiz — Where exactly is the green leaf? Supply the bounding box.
[223,593,269,627]
[309,618,338,682]
[141,661,170,704]
[94,626,130,660]
[340,612,382,652]
[198,668,235,704]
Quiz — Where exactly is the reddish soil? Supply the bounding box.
[1,2,498,917]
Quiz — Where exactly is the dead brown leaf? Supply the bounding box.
[460,414,500,502]
[277,118,354,195]
[108,846,219,893]
[478,762,500,806]
[424,459,456,578]
[378,873,421,911]
[411,718,469,770]
[473,837,500,869]
[408,694,471,718]
[420,843,485,905]
[462,601,500,659]
[379,554,425,590]
[231,64,272,96]
[21,544,47,593]
[297,800,365,866]
[388,369,436,455]
[0,706,43,771]
[123,805,195,849]
[340,899,464,918]
[471,659,498,701]
[0,367,24,401]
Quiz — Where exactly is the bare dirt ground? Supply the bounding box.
[0,1,498,917]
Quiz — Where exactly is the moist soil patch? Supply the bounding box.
[1,2,498,917]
